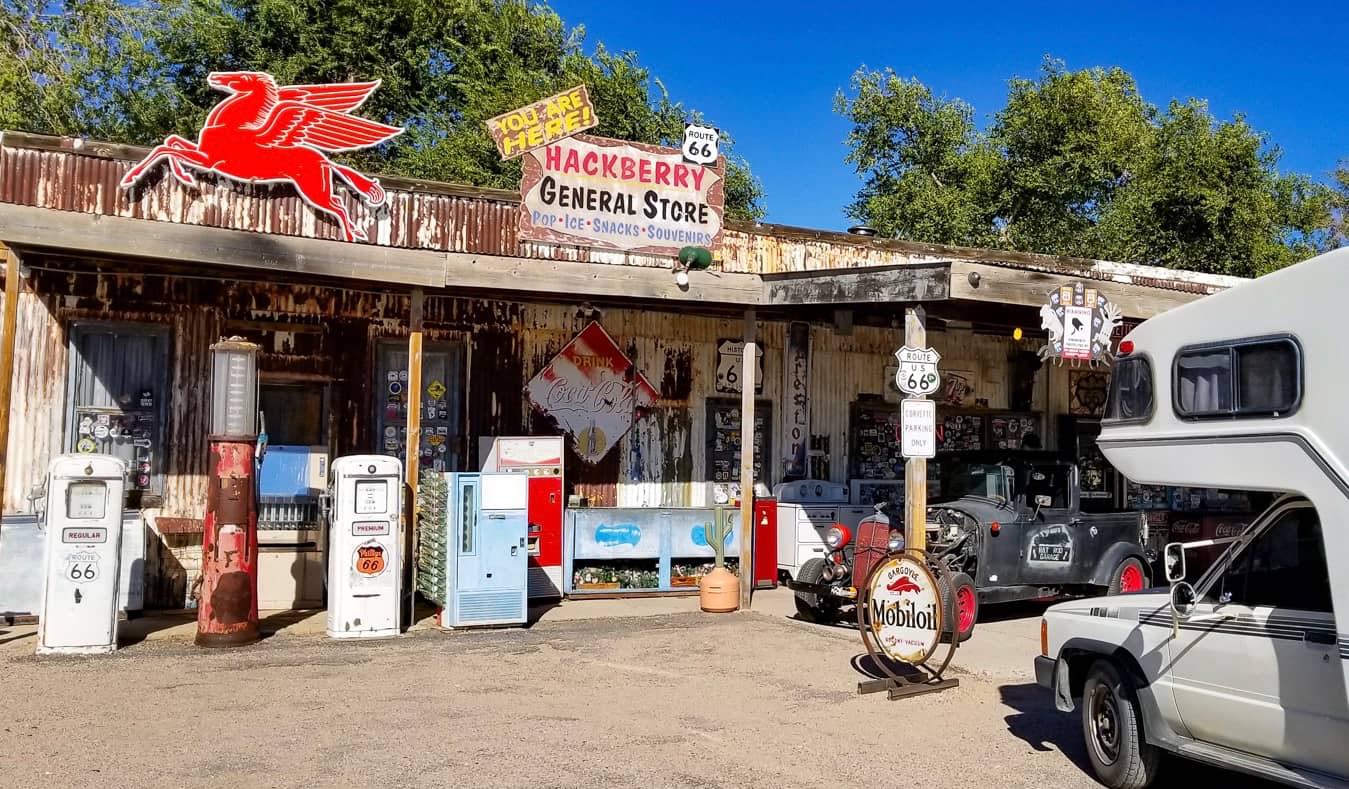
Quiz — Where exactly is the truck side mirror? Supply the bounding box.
[1164,542,1187,584]
[1169,581,1196,619]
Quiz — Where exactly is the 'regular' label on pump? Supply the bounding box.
[62,527,107,544]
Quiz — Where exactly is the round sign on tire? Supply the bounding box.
[866,554,943,665]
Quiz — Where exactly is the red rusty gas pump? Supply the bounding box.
[196,338,261,647]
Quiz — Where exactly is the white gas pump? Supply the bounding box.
[37,454,127,655]
[326,455,402,639]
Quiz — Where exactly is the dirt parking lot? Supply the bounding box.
[0,602,1268,788]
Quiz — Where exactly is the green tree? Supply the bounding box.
[0,0,765,220]
[1096,100,1333,276]
[838,56,1337,275]
[836,67,1001,247]
[0,0,179,140]
[991,60,1153,257]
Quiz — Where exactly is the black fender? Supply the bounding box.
[1088,541,1149,587]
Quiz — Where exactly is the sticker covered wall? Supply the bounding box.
[518,134,725,255]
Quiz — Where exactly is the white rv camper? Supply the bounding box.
[1035,247,1349,788]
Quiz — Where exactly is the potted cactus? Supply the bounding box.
[699,506,740,612]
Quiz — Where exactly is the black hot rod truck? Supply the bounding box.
[786,454,1155,641]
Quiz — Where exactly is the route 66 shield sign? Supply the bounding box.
[894,346,941,396]
[682,123,720,166]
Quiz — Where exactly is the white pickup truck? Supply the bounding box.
[1035,248,1349,788]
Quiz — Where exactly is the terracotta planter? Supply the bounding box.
[699,567,739,612]
[576,582,620,590]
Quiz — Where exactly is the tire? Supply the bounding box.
[936,570,978,643]
[1081,659,1161,789]
[793,558,840,623]
[1107,557,1148,596]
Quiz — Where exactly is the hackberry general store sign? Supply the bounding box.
[518,134,726,256]
[526,321,659,464]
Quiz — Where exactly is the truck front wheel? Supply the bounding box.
[1108,557,1148,595]
[1081,659,1160,789]
[793,558,840,623]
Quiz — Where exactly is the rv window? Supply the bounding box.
[1174,337,1300,419]
[1211,507,1331,613]
[1236,342,1298,413]
[1105,357,1153,422]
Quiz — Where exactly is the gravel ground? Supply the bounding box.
[0,611,1255,788]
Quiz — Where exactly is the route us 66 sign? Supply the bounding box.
[894,346,941,396]
[682,123,720,166]
[715,339,763,394]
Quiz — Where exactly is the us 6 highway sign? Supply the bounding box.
[894,346,941,396]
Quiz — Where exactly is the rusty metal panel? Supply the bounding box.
[1,287,64,513]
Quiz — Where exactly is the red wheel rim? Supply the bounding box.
[956,585,976,633]
[1120,564,1144,593]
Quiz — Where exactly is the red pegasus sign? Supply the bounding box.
[121,71,403,242]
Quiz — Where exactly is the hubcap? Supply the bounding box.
[1120,564,1144,593]
[957,586,976,633]
[1089,684,1121,766]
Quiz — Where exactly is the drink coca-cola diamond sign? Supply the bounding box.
[526,322,659,464]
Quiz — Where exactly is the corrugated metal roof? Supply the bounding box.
[0,131,1242,296]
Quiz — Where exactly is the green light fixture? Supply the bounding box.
[678,246,713,271]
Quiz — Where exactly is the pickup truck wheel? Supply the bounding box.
[936,571,978,643]
[1082,659,1160,789]
[793,558,839,623]
[1108,558,1148,595]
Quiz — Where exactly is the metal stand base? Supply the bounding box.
[858,675,959,701]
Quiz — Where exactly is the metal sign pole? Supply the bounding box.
[904,307,927,553]
[738,309,756,611]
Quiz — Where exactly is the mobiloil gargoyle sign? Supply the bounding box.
[865,555,943,664]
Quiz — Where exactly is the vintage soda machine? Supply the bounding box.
[416,472,528,628]
[326,455,402,638]
[479,436,564,599]
[37,454,127,655]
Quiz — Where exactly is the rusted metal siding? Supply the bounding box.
[1,285,64,513]
[8,135,1223,291]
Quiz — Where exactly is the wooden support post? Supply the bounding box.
[904,306,927,553]
[405,288,424,623]
[738,309,756,611]
[0,244,20,524]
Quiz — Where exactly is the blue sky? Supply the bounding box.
[550,0,1347,230]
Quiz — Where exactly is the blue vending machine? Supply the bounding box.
[441,472,529,627]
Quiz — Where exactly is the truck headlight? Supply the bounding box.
[888,530,904,553]
[826,525,851,549]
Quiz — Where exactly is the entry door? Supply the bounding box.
[1167,502,1349,775]
[375,341,464,472]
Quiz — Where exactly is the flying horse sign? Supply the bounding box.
[121,71,404,242]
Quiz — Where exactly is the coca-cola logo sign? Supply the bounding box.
[526,321,658,464]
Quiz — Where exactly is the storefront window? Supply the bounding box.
[1104,356,1153,422]
[66,323,171,503]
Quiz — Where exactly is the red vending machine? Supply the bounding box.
[481,437,564,599]
[753,498,777,589]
